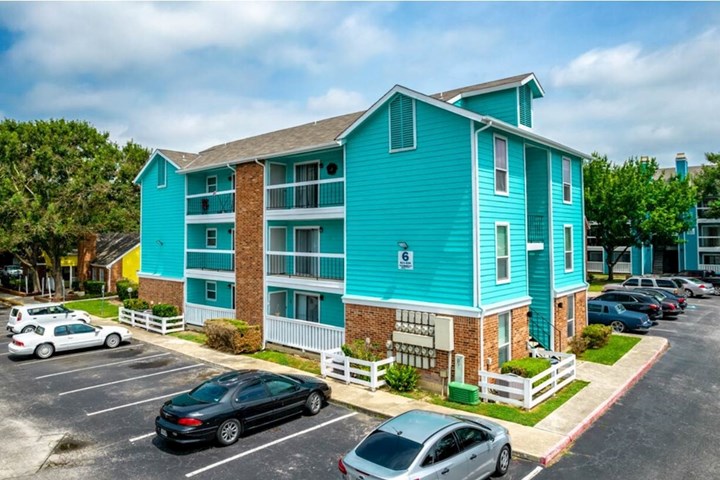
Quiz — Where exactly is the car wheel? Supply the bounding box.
[685,288,694,298]
[35,343,54,359]
[216,418,242,446]
[104,333,121,349]
[21,325,35,334]
[304,391,323,416]
[610,320,626,333]
[493,444,511,477]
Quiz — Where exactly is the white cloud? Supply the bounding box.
[306,88,366,114]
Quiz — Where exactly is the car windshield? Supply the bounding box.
[189,382,228,403]
[355,431,423,471]
[614,304,626,313]
[35,326,45,335]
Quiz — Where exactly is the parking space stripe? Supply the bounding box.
[87,390,187,416]
[129,432,156,442]
[185,412,358,478]
[15,344,142,366]
[35,353,171,379]
[0,352,10,356]
[521,466,544,480]
[58,364,204,396]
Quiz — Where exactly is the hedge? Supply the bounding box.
[152,304,180,318]
[205,318,262,354]
[117,279,139,300]
[123,298,150,311]
[582,324,612,349]
[83,280,105,295]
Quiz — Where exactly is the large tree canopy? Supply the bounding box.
[584,153,696,280]
[0,118,148,293]
[689,152,720,217]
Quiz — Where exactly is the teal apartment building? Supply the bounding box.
[135,73,589,384]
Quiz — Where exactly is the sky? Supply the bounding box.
[0,2,718,167]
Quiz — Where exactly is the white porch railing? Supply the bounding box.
[613,262,631,274]
[587,261,604,272]
[264,315,344,353]
[184,302,236,327]
[118,307,184,335]
[478,352,576,409]
[699,264,720,273]
[320,348,395,391]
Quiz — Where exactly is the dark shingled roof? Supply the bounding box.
[92,233,140,267]
[430,73,535,101]
[157,149,199,169]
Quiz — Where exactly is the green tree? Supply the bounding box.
[689,152,720,217]
[584,153,696,280]
[0,119,148,294]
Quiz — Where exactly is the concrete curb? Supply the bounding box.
[539,338,670,466]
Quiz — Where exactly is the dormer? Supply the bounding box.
[434,73,544,129]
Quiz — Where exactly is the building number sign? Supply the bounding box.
[398,251,414,270]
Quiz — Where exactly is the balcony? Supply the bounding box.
[186,249,235,281]
[186,191,235,223]
[699,236,720,249]
[266,252,344,293]
[266,178,344,220]
[527,215,545,250]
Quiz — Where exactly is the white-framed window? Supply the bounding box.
[295,292,320,323]
[207,175,217,193]
[564,225,573,272]
[496,223,510,283]
[494,135,508,195]
[566,294,575,338]
[498,311,511,366]
[389,94,416,152]
[562,157,572,203]
[206,281,217,301]
[206,228,217,248]
[230,173,236,190]
[157,158,166,188]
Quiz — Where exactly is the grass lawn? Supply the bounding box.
[64,299,119,318]
[579,334,640,365]
[169,331,207,345]
[588,273,629,292]
[250,350,321,375]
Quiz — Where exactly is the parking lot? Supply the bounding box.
[0,304,537,480]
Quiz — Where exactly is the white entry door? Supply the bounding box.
[295,162,319,208]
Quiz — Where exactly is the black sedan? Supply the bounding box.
[634,287,686,314]
[155,369,331,446]
[594,291,662,321]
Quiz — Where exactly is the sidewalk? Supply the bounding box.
[86,314,668,466]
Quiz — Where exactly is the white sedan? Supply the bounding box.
[8,319,132,359]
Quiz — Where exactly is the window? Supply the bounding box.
[264,377,299,396]
[236,381,269,403]
[207,176,217,193]
[588,250,603,263]
[428,433,461,464]
[640,279,653,287]
[455,427,488,450]
[157,158,167,188]
[54,326,69,337]
[496,223,510,283]
[68,324,95,334]
[624,278,639,287]
[564,226,573,272]
[498,312,511,365]
[206,281,217,301]
[588,303,602,313]
[562,157,572,203]
[656,279,676,288]
[494,136,508,194]
[566,294,575,338]
[206,228,217,248]
[389,95,415,152]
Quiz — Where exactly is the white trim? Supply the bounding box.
[206,228,218,248]
[157,157,167,189]
[185,301,235,314]
[186,248,234,254]
[206,175,218,193]
[186,188,235,199]
[547,150,555,351]
[516,87,520,129]
[553,284,587,297]
[294,291,321,323]
[497,311,512,365]
[482,296,532,316]
[265,177,343,190]
[564,224,574,272]
[579,156,589,287]
[495,222,511,284]
[205,280,217,302]
[388,95,417,153]
[138,273,184,283]
[562,157,572,204]
[342,144,348,300]
[293,226,321,277]
[523,144,530,297]
[266,276,343,295]
[342,295,483,318]
[566,292,576,338]
[444,74,545,104]
[493,134,509,196]
[267,290,288,317]
[102,243,141,269]
[133,149,182,184]
[184,174,188,311]
[471,121,480,307]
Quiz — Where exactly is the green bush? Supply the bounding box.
[341,339,383,362]
[83,280,105,295]
[71,280,80,290]
[205,318,262,354]
[123,298,150,311]
[384,363,420,392]
[501,357,551,378]
[582,324,612,349]
[568,335,590,356]
[151,303,180,318]
[116,279,139,300]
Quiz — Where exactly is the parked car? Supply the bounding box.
[594,291,662,320]
[7,303,92,334]
[339,409,511,480]
[665,276,715,298]
[587,300,653,333]
[634,287,687,312]
[1,265,22,278]
[602,276,680,295]
[8,319,131,359]
[156,370,331,446]
[633,288,682,318]
[676,270,720,291]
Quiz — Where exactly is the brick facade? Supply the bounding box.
[77,234,97,283]
[138,277,184,312]
[482,306,530,373]
[553,289,588,352]
[234,163,265,327]
[90,262,124,293]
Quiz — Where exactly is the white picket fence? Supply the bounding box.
[320,348,394,391]
[478,352,576,409]
[118,307,185,335]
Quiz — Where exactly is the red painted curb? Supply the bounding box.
[539,339,669,466]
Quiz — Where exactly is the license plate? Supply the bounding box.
[159,428,167,437]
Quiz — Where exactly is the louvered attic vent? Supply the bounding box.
[389,94,416,151]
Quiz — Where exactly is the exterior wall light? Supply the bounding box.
[397,241,409,250]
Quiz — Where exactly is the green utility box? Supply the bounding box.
[448,382,480,405]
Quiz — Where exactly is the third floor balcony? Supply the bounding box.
[266,178,344,220]
[186,190,235,223]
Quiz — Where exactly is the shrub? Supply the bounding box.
[205,318,262,354]
[384,363,420,392]
[83,280,105,295]
[582,324,612,349]
[152,303,180,318]
[71,280,80,290]
[123,298,150,311]
[501,357,551,378]
[117,279,139,300]
[341,339,383,361]
[568,335,590,356]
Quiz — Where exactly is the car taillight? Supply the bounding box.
[668,304,676,310]
[13,339,24,347]
[679,298,686,303]
[649,304,659,310]
[177,418,203,426]
[17,312,22,322]
[699,285,706,289]
[338,458,347,475]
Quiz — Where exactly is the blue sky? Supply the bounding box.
[0,2,718,167]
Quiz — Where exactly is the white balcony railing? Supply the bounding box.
[264,315,344,353]
[614,262,632,274]
[266,251,344,281]
[587,261,604,273]
[184,302,236,327]
[266,178,344,210]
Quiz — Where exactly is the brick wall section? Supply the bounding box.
[234,163,264,327]
[110,262,123,293]
[138,277,184,312]
[482,307,530,373]
[576,290,588,331]
[554,290,588,352]
[77,234,97,283]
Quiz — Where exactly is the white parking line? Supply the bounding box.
[521,466,544,480]
[0,352,10,356]
[652,328,678,334]
[87,390,187,416]
[15,344,142,366]
[129,432,156,442]
[185,412,359,478]
[35,353,171,379]
[58,364,204,396]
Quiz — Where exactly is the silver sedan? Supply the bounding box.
[668,276,715,298]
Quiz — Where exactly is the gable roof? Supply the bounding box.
[432,73,544,102]
[91,233,140,267]
[655,165,704,181]
[133,148,198,184]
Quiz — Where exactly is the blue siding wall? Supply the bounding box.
[188,223,235,250]
[478,128,528,304]
[187,278,234,309]
[345,97,474,306]
[457,89,519,126]
[139,154,185,279]
[267,287,344,327]
[685,208,699,270]
[552,152,585,290]
[267,220,343,253]
[187,168,235,195]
